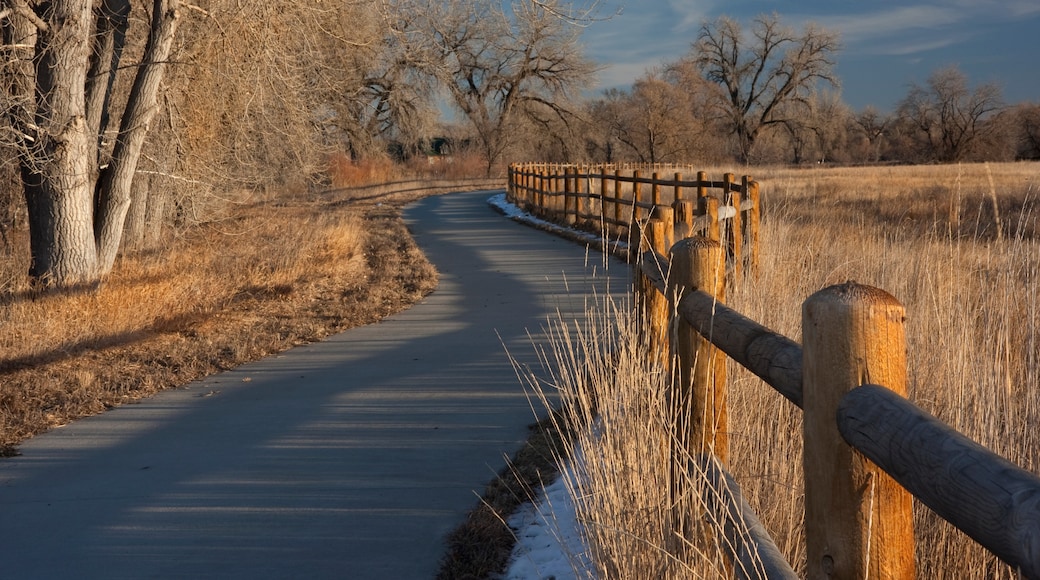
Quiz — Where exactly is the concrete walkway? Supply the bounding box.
[0,190,624,579]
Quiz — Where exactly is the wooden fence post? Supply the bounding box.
[507,164,514,202]
[652,172,662,208]
[643,215,672,368]
[802,283,915,580]
[725,173,742,286]
[613,169,623,239]
[703,196,720,242]
[633,169,643,224]
[668,236,728,463]
[667,236,727,546]
[537,168,547,219]
[673,199,696,242]
[563,166,575,226]
[674,172,683,204]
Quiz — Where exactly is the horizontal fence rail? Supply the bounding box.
[638,239,1040,578]
[503,159,1040,576]
[507,162,761,280]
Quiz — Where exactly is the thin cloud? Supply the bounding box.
[812,5,963,46]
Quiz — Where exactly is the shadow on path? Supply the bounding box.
[0,190,625,579]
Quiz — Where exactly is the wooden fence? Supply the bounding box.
[631,231,1040,578]
[506,163,761,282]
[502,163,1040,577]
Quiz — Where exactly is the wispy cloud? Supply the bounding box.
[810,5,963,47]
[807,2,1039,57]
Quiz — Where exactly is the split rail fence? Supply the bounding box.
[507,162,1040,578]
[506,163,761,282]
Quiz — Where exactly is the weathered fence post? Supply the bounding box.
[507,164,514,202]
[668,236,728,463]
[613,169,623,239]
[703,196,720,242]
[725,173,742,286]
[563,166,576,226]
[537,168,547,219]
[632,169,643,223]
[652,172,662,209]
[667,236,727,548]
[641,214,673,368]
[576,165,588,229]
[673,199,696,242]
[802,283,916,580]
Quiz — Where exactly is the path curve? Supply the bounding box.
[0,190,623,579]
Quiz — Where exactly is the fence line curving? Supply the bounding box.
[506,162,761,281]
[638,227,1040,579]
[504,161,1040,578]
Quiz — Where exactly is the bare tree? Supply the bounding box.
[896,65,1003,163]
[390,0,595,175]
[692,13,840,163]
[1,0,180,286]
[1014,103,1040,160]
[851,106,889,163]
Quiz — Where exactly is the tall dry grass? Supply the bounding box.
[521,161,1040,577]
[0,203,368,444]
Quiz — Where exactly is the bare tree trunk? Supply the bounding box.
[85,0,130,150]
[95,0,180,273]
[122,170,150,248]
[21,0,99,285]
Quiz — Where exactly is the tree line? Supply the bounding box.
[578,14,1038,167]
[0,2,1036,289]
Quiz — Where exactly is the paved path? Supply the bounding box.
[0,190,624,579]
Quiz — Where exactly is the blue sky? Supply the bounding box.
[578,0,1040,112]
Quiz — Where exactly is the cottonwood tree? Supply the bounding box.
[851,106,890,163]
[692,13,841,163]
[896,65,1003,163]
[614,74,690,163]
[2,0,180,287]
[390,0,595,174]
[1014,103,1040,160]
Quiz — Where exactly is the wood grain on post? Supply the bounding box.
[644,216,672,368]
[703,196,720,242]
[802,283,915,580]
[838,384,1040,578]
[668,236,728,463]
[697,170,708,201]
[674,172,683,204]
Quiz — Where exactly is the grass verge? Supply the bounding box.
[0,180,497,452]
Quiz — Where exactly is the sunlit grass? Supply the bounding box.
[518,161,1040,577]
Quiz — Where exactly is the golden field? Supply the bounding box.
[524,161,1040,578]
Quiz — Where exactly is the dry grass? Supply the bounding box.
[0,162,504,451]
[516,161,1040,578]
